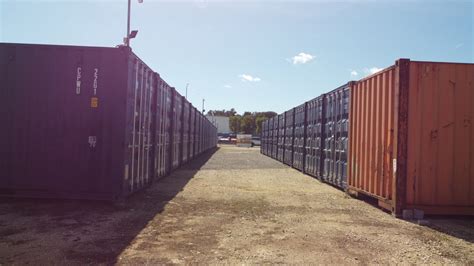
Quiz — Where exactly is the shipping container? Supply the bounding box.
[268,117,274,156]
[189,107,196,160]
[260,120,267,155]
[292,103,306,171]
[348,59,474,216]
[0,43,217,200]
[0,43,152,200]
[284,109,295,166]
[182,98,190,163]
[264,119,270,155]
[304,95,325,179]
[155,77,172,178]
[277,114,285,162]
[195,113,202,155]
[272,116,279,159]
[323,84,350,189]
[171,89,182,169]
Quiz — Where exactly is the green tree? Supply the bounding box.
[229,115,242,133]
[255,116,267,134]
[207,108,238,117]
[209,109,277,134]
[240,115,256,134]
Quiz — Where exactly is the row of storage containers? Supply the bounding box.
[0,43,217,200]
[262,59,474,216]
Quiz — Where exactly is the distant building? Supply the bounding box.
[206,115,231,134]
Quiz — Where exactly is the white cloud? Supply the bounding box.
[455,43,464,49]
[291,52,315,65]
[239,74,261,82]
[223,84,232,88]
[363,67,383,75]
[350,70,358,77]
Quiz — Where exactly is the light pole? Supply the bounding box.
[125,0,142,47]
[185,83,189,100]
[202,99,205,114]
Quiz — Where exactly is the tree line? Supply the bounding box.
[206,109,277,135]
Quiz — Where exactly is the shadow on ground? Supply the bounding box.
[343,193,474,244]
[0,147,218,265]
[424,216,474,244]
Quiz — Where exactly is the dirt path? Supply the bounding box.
[1,145,473,264]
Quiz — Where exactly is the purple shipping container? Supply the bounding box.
[155,77,172,178]
[0,43,155,200]
[182,98,190,163]
[0,43,217,200]
[171,88,182,170]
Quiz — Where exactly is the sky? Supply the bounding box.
[1,0,472,114]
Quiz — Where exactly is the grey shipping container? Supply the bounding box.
[267,118,273,156]
[292,103,306,171]
[277,114,285,162]
[272,116,279,159]
[304,95,325,179]
[262,120,269,155]
[284,109,295,166]
[322,84,350,188]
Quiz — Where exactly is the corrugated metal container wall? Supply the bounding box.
[163,83,173,175]
[277,114,285,162]
[189,107,195,160]
[272,117,279,159]
[203,117,208,151]
[260,120,266,154]
[304,95,325,178]
[194,113,199,157]
[293,104,306,171]
[268,117,274,156]
[405,61,474,215]
[348,61,403,213]
[195,114,202,155]
[125,54,156,194]
[171,89,182,169]
[349,59,474,215]
[154,77,168,178]
[0,43,152,200]
[323,84,350,189]
[284,109,295,166]
[182,98,190,163]
[200,115,205,154]
[264,120,270,155]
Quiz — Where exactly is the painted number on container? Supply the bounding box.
[93,68,99,95]
[88,136,97,148]
[76,67,82,94]
[91,97,99,108]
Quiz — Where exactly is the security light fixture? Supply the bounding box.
[129,30,138,39]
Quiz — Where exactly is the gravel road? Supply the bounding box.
[0,145,473,264]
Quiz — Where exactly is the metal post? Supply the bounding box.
[126,0,131,46]
[202,99,205,114]
[185,83,189,100]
